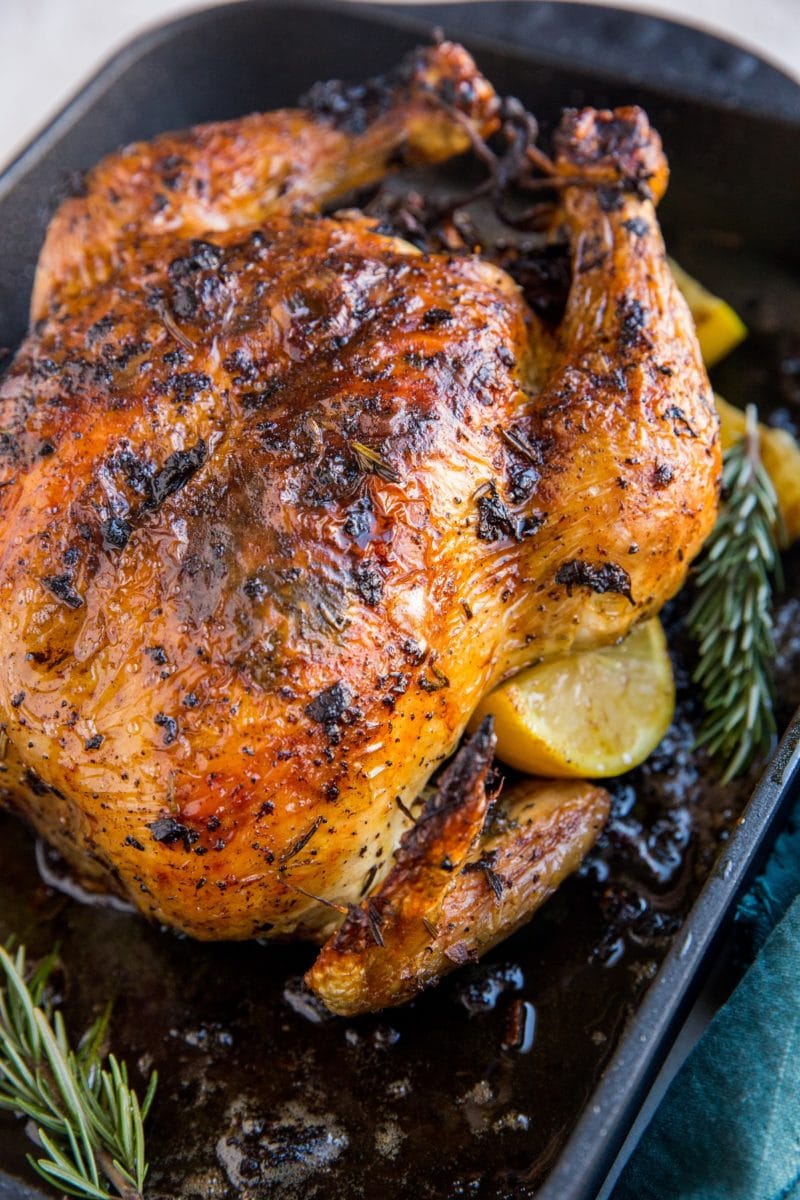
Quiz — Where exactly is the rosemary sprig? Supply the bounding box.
[0,943,157,1200]
[687,404,783,782]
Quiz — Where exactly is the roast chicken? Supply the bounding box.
[0,43,719,1014]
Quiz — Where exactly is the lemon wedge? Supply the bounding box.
[715,392,800,545]
[669,258,747,367]
[670,259,800,545]
[470,619,675,778]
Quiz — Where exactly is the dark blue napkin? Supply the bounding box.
[615,800,800,1200]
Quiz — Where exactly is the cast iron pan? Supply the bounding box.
[0,4,799,1198]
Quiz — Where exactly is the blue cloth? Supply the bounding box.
[615,800,800,1200]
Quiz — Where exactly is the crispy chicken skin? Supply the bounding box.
[0,44,719,1008]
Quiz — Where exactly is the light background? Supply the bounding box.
[1,0,799,169]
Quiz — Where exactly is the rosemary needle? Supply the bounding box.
[687,404,783,782]
[0,943,157,1200]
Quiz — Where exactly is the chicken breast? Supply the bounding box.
[0,44,718,1007]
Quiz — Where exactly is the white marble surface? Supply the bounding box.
[2,0,799,168]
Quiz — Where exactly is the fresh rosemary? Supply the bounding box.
[687,404,783,782]
[0,943,157,1200]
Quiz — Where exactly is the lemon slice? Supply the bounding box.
[669,258,747,367]
[470,619,675,778]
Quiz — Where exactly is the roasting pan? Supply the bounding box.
[0,3,799,1197]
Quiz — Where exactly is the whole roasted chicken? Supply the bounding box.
[0,44,719,1014]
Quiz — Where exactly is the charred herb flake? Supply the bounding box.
[351,441,400,484]
[148,815,197,849]
[353,561,384,606]
[101,516,132,552]
[42,574,83,609]
[281,815,328,864]
[154,712,179,746]
[556,559,634,603]
[476,481,516,542]
[143,439,207,511]
[305,681,353,727]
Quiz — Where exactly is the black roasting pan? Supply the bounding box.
[0,4,799,1198]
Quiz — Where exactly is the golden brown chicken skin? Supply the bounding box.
[0,46,719,1004]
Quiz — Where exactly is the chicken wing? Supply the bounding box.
[307,721,610,1015]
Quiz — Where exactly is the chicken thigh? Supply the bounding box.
[0,44,719,1011]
